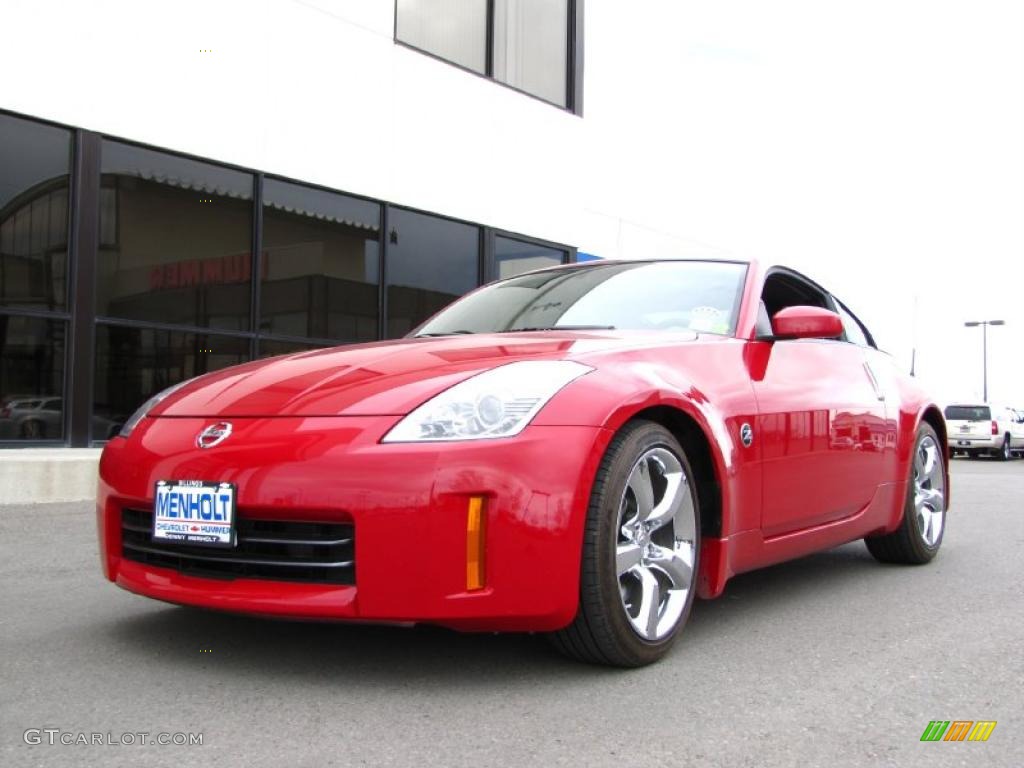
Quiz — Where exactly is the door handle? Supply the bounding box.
[862,362,885,402]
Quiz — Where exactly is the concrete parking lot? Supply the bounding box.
[1,458,1021,768]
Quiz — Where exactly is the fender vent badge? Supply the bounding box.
[740,423,754,448]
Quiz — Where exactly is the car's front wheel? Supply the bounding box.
[548,420,700,667]
[865,422,947,564]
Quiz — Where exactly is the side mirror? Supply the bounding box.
[771,306,844,340]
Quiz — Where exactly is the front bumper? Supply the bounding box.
[98,416,611,632]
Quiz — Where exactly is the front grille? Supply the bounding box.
[120,508,355,585]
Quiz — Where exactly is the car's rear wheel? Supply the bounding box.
[548,420,700,667]
[865,423,946,564]
[999,435,1012,461]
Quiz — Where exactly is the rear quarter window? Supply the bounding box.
[944,405,991,421]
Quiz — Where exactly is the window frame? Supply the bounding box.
[393,0,585,115]
[832,297,877,349]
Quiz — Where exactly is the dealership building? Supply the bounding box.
[1,1,711,461]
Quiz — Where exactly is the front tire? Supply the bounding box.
[548,420,701,667]
[865,423,947,564]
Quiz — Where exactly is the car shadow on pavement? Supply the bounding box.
[100,540,898,683]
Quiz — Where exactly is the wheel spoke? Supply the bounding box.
[928,509,943,544]
[616,543,643,576]
[636,567,662,639]
[917,444,933,481]
[628,461,655,520]
[645,472,689,534]
[647,544,693,591]
[916,487,944,512]
[921,444,937,480]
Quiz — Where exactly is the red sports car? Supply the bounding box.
[96,259,949,666]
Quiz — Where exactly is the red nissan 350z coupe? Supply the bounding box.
[97,259,949,666]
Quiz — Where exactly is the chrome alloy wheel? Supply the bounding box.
[913,435,946,547]
[615,447,697,641]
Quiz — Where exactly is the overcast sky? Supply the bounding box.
[586,0,1023,406]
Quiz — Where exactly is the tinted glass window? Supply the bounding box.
[396,0,488,73]
[93,326,249,440]
[836,302,870,346]
[0,316,66,441]
[0,114,72,311]
[417,261,748,336]
[495,236,564,279]
[386,208,479,337]
[262,179,380,342]
[258,338,330,359]
[944,405,991,421]
[493,0,569,106]
[97,141,254,330]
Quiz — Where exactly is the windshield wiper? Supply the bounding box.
[501,325,616,332]
[412,330,476,337]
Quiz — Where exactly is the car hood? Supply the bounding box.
[154,330,702,418]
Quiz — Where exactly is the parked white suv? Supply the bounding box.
[945,403,1024,460]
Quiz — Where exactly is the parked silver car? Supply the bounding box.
[0,396,123,440]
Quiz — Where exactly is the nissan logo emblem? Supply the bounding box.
[196,422,233,449]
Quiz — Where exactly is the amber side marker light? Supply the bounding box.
[466,496,487,591]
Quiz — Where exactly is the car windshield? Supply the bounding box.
[944,405,991,421]
[414,261,748,337]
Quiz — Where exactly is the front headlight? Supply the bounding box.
[381,360,592,443]
[118,378,194,438]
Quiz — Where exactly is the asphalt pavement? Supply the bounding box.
[1,458,1022,768]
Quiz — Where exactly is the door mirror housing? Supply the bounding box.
[771,306,844,340]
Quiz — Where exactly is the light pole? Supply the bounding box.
[964,320,1005,402]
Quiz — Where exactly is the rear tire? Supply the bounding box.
[548,420,701,667]
[999,435,1011,461]
[865,423,946,564]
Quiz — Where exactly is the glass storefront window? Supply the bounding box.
[258,338,330,359]
[495,235,565,279]
[261,179,380,342]
[385,208,480,337]
[92,325,250,441]
[97,141,254,330]
[0,316,66,441]
[0,114,72,311]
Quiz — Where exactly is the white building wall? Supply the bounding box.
[0,0,722,262]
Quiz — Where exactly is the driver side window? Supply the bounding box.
[760,272,832,335]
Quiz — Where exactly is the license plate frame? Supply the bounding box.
[153,480,237,548]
